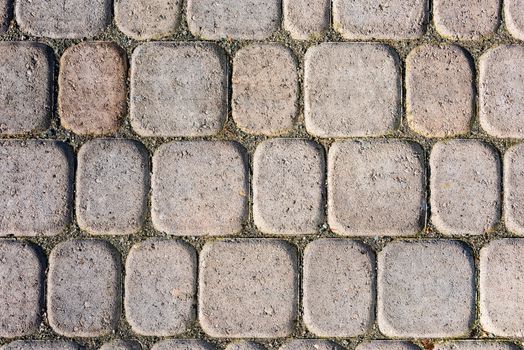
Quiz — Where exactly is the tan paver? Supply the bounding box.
[435,341,519,350]
[356,341,420,350]
[0,0,11,32]
[152,340,215,350]
[2,341,79,350]
[283,0,330,40]
[279,340,343,350]
[226,342,265,350]
[505,0,524,40]
[100,340,141,350]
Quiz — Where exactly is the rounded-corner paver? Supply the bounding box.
[356,341,420,350]
[430,140,501,236]
[2,341,80,350]
[279,340,343,350]
[283,0,330,40]
[199,239,298,338]
[0,0,12,32]
[226,342,265,350]
[47,239,121,337]
[504,144,524,235]
[100,340,142,350]
[152,340,215,350]
[434,341,520,350]
[505,0,524,41]
[253,138,325,235]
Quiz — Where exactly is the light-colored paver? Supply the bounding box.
[435,341,519,350]
[328,140,425,236]
[434,0,500,40]
[76,139,149,236]
[357,341,420,350]
[333,0,427,39]
[232,44,298,136]
[48,240,121,337]
[505,0,524,40]
[303,239,375,337]
[283,0,330,40]
[115,0,182,40]
[305,43,400,137]
[253,139,324,235]
[100,340,141,350]
[430,140,500,235]
[199,240,298,338]
[15,0,110,38]
[186,0,280,40]
[0,241,43,338]
[479,45,524,138]
[130,43,227,137]
[0,140,73,236]
[378,240,475,338]
[152,340,215,350]
[0,42,53,135]
[226,342,265,350]
[0,0,10,32]
[504,144,524,235]
[59,42,127,135]
[279,340,343,350]
[2,341,79,350]
[406,44,474,137]
[125,239,197,336]
[480,239,524,337]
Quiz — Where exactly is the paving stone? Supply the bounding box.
[504,144,524,235]
[356,341,420,350]
[253,139,324,235]
[2,341,79,350]
[15,0,110,38]
[430,140,501,235]
[47,240,121,337]
[0,241,43,337]
[130,42,227,137]
[232,44,298,136]
[304,43,400,137]
[186,0,280,40]
[152,141,247,236]
[406,44,474,137]
[479,45,524,138]
[505,0,524,40]
[199,240,298,338]
[125,239,197,336]
[115,0,182,40]
[328,140,425,236]
[0,0,11,32]
[435,341,519,350]
[279,340,343,350]
[283,0,330,39]
[433,0,500,40]
[59,42,127,135]
[0,140,73,236]
[76,139,149,235]
[0,42,53,135]
[226,342,265,350]
[480,239,524,337]
[303,239,375,337]
[377,240,475,338]
[333,0,427,39]
[152,340,215,350]
[100,340,141,350]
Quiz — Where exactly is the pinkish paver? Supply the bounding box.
[2,341,79,350]
[0,0,11,32]
[505,0,524,40]
[152,340,215,350]
[435,341,519,350]
[279,340,343,350]
[226,342,265,350]
[100,340,141,350]
[283,0,330,39]
[356,341,420,350]
[505,144,524,235]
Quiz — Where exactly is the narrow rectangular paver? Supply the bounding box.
[100,340,141,350]
[505,0,524,40]
[504,144,524,235]
[2,341,79,350]
[0,0,11,32]
[152,340,215,350]
[283,0,330,40]
[435,341,519,350]
[226,342,265,350]
[279,340,343,350]
[356,341,420,350]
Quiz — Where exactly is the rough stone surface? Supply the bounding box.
[504,144,524,235]
[479,45,524,138]
[253,139,324,235]
[406,44,474,137]
[505,0,524,40]
[125,239,197,336]
[0,0,11,32]
[430,140,500,235]
[328,140,425,236]
[303,239,375,337]
[279,340,343,350]
[435,341,519,350]
[2,341,79,350]
[283,0,330,40]
[59,42,127,135]
[47,240,121,337]
[15,0,110,38]
[76,139,149,235]
[232,44,298,136]
[199,240,298,338]
[305,43,400,137]
[130,42,227,137]
[226,342,265,350]
[356,341,420,350]
[100,340,141,350]
[186,0,280,40]
[333,0,427,39]
[115,0,182,40]
[152,340,215,350]
[0,42,53,135]
[378,240,475,338]
[0,140,73,237]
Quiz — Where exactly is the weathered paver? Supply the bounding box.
[199,240,298,338]
[430,140,500,235]
[15,0,110,38]
[377,240,475,338]
[47,240,121,337]
[186,0,280,40]
[333,0,427,39]
[435,341,519,350]
[125,239,197,336]
[232,44,298,136]
[100,340,141,350]
[76,139,149,235]
[356,341,420,350]
[0,241,43,338]
[283,0,330,40]
[226,342,265,350]
[504,144,524,235]
[0,0,11,32]
[279,340,343,350]
[328,140,425,236]
[305,43,400,137]
[253,139,324,235]
[0,42,53,135]
[59,42,127,135]
[2,341,79,350]
[505,0,524,40]
[479,45,524,138]
[480,239,524,337]
[434,0,500,40]
[406,44,474,137]
[115,0,182,40]
[0,140,73,236]
[152,141,247,236]
[303,239,375,337]
[152,340,215,350]
[130,43,227,137]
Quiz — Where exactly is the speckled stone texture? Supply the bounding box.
[504,144,524,235]
[283,0,330,39]
[225,342,266,350]
[151,340,215,350]
[356,341,420,350]
[100,340,142,350]
[505,0,524,40]
[0,0,11,32]
[434,341,520,350]
[279,340,343,350]
[1,341,79,350]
